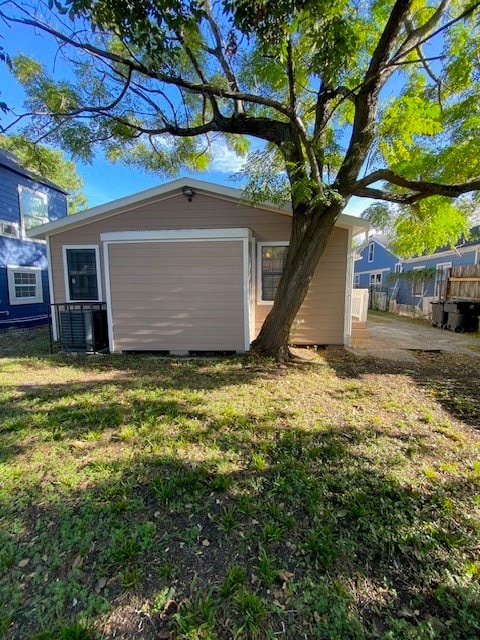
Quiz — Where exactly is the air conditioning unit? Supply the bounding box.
[58,309,109,352]
[0,220,19,239]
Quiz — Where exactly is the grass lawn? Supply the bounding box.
[0,327,479,640]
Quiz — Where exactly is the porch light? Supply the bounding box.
[182,186,195,202]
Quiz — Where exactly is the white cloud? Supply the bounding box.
[209,142,248,174]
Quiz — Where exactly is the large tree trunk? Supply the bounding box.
[251,202,343,361]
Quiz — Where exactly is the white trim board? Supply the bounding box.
[101,228,252,242]
[103,242,115,353]
[355,267,391,275]
[344,227,354,347]
[46,237,58,341]
[242,236,251,351]
[62,245,103,303]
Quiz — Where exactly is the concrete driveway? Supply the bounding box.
[349,313,480,362]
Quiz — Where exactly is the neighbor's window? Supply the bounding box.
[435,262,452,298]
[369,272,382,285]
[260,244,288,301]
[7,266,43,305]
[368,241,375,262]
[65,247,99,301]
[394,262,403,273]
[18,186,48,234]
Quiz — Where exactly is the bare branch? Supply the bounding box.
[394,0,451,61]
[390,0,480,66]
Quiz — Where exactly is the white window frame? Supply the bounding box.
[394,262,403,273]
[435,261,452,298]
[368,241,375,263]
[354,273,360,287]
[0,220,19,239]
[257,241,289,305]
[18,185,49,239]
[412,265,426,297]
[7,265,44,305]
[369,272,382,285]
[63,245,103,303]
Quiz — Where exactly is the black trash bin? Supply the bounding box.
[430,301,447,328]
[444,300,480,332]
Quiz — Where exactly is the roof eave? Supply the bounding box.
[27,177,369,240]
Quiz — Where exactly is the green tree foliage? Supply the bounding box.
[1,0,480,357]
[0,135,86,212]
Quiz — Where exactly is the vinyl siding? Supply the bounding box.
[0,164,67,229]
[48,192,349,347]
[255,227,347,344]
[0,162,67,329]
[49,193,289,304]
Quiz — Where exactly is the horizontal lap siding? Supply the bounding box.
[48,192,349,346]
[254,227,348,345]
[48,193,291,304]
[108,241,245,351]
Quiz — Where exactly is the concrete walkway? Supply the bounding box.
[349,314,480,362]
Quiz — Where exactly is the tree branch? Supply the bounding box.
[354,187,423,204]
[203,0,244,116]
[354,170,480,204]
[0,9,293,118]
[335,0,414,189]
[390,0,480,66]
[393,0,451,61]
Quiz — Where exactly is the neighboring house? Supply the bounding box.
[397,228,480,311]
[0,149,68,329]
[353,234,401,290]
[28,178,368,353]
[354,229,480,314]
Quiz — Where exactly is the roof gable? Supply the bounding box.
[28,177,369,239]
[0,148,68,194]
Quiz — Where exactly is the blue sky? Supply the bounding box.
[0,19,369,216]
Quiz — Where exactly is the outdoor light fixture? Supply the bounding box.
[182,186,195,202]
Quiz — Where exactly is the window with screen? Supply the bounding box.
[261,245,288,301]
[66,248,99,301]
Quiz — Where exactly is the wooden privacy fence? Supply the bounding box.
[445,265,480,301]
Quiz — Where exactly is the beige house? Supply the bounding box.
[28,178,368,353]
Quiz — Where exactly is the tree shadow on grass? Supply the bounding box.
[0,352,282,466]
[323,349,480,430]
[1,417,479,640]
